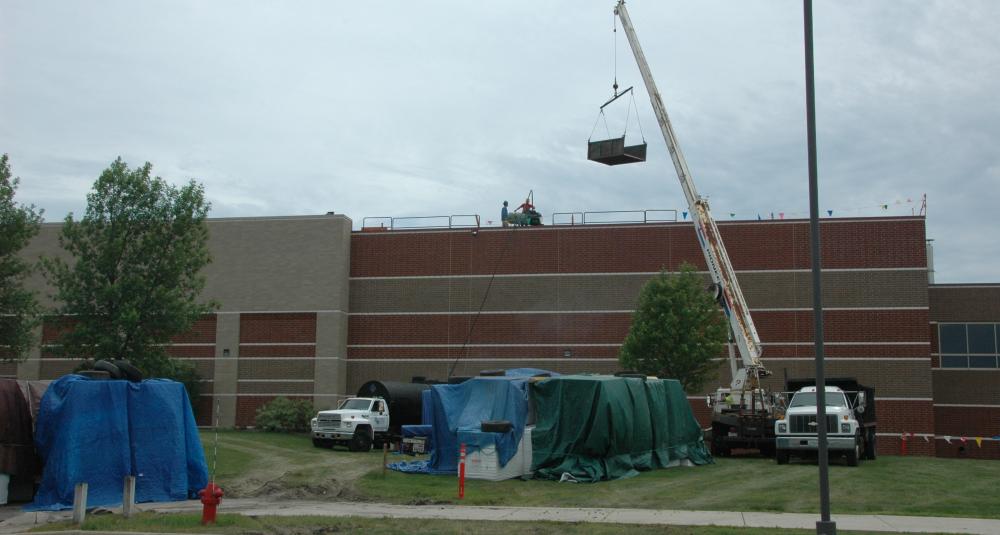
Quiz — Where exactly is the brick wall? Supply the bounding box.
[351,218,927,277]
[928,284,1000,458]
[932,407,1000,460]
[235,312,317,427]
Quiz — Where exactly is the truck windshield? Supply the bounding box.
[789,392,848,408]
[339,399,372,410]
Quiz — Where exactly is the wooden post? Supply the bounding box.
[72,482,88,525]
[123,476,136,518]
[382,442,389,477]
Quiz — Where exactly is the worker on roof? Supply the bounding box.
[501,201,509,227]
[518,197,534,214]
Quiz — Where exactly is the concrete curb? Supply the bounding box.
[3,499,999,534]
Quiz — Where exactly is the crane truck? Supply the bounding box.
[612,1,780,457]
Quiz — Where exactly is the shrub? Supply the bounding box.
[255,397,315,432]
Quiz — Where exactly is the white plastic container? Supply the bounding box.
[465,426,534,481]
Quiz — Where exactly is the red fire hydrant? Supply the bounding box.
[198,482,224,525]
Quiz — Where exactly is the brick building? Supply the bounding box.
[7,213,998,458]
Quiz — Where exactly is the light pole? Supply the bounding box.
[803,1,835,534]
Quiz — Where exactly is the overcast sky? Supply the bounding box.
[2,1,997,283]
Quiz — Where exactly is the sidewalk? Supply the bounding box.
[4,498,999,534]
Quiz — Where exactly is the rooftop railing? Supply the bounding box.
[550,209,677,226]
[361,214,481,231]
[360,209,678,231]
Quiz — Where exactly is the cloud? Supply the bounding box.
[1,0,998,282]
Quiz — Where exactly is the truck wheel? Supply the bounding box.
[709,428,729,457]
[775,449,789,465]
[864,429,877,460]
[312,438,330,449]
[846,435,861,467]
[349,427,373,452]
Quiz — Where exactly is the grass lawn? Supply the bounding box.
[36,512,893,535]
[202,430,1000,519]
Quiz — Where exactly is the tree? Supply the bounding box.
[0,154,43,362]
[619,263,728,392]
[43,157,216,380]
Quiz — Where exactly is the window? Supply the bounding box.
[939,324,967,353]
[789,392,849,408]
[938,323,1000,368]
[968,324,997,354]
[340,398,373,410]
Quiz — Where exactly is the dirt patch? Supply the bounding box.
[211,434,380,501]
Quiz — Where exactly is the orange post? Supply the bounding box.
[458,443,466,499]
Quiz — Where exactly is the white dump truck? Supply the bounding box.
[311,380,431,452]
[311,397,391,452]
[774,379,877,466]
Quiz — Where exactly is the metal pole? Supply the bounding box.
[803,2,835,534]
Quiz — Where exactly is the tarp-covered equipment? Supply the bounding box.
[26,375,207,511]
[531,375,712,482]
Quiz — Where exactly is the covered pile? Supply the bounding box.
[26,375,207,510]
[531,375,712,482]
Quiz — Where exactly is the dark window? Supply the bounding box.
[968,324,997,354]
[940,355,968,368]
[939,324,967,353]
[969,355,998,368]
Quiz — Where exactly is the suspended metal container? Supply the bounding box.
[588,136,647,166]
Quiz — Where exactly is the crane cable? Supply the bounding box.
[447,226,518,380]
[613,11,619,96]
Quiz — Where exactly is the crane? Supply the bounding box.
[613,0,777,456]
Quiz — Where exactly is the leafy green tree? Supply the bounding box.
[619,263,728,392]
[0,154,43,362]
[43,157,216,380]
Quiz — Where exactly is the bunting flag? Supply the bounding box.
[960,436,968,444]
[923,435,930,442]
[944,436,952,444]
[705,195,919,221]
[901,432,909,441]
[682,211,688,220]
[976,437,983,448]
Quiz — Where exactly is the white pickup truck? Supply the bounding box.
[310,397,391,452]
[774,383,876,466]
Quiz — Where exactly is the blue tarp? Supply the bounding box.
[420,389,433,425]
[389,376,529,474]
[26,375,208,511]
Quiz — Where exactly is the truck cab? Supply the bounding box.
[310,397,390,452]
[774,385,875,466]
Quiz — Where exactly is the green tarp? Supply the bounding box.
[531,375,713,482]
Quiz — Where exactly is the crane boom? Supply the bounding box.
[614,1,766,389]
